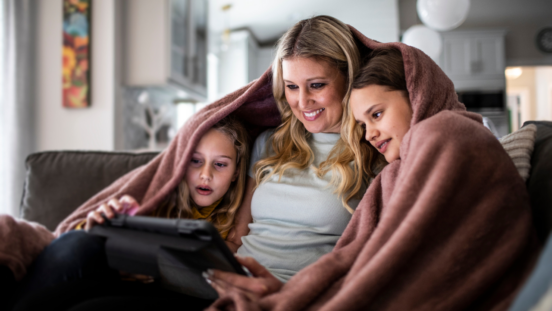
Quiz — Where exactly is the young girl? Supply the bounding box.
[82,116,249,240]
[347,48,412,166]
[14,117,249,310]
[337,47,539,310]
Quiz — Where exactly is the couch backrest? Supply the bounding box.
[20,151,158,231]
[19,122,552,236]
[524,121,552,241]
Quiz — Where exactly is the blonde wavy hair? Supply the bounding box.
[154,117,249,237]
[254,15,379,213]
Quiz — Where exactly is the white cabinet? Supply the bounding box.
[123,0,207,100]
[217,30,258,97]
[440,30,507,91]
[216,30,275,98]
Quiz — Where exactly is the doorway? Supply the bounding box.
[506,66,552,132]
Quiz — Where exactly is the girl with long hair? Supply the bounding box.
[84,116,250,240]
[13,117,250,310]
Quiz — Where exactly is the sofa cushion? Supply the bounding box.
[524,121,552,241]
[499,124,537,182]
[20,151,158,231]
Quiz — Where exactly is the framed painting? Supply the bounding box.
[62,0,91,108]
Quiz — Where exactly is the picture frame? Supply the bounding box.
[62,0,91,108]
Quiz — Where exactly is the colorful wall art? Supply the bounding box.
[62,0,91,108]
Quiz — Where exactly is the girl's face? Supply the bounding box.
[185,129,238,208]
[350,84,413,163]
[282,56,347,134]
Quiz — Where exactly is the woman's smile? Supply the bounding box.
[303,108,326,121]
[376,138,391,153]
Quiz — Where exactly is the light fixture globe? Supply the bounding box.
[417,0,470,31]
[402,25,443,61]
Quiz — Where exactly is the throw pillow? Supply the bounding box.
[499,124,537,182]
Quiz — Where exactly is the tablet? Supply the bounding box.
[89,214,248,300]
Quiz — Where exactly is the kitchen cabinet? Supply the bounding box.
[216,29,275,98]
[217,30,259,97]
[440,30,507,91]
[123,0,207,101]
[440,30,509,137]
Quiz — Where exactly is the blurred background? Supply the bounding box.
[1,0,551,215]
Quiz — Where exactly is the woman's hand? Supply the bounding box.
[84,195,140,230]
[205,255,283,300]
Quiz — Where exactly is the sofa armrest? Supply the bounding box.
[20,151,158,231]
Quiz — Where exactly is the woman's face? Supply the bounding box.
[185,129,238,208]
[282,57,347,134]
[350,84,413,163]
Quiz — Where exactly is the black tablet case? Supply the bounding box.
[89,215,246,299]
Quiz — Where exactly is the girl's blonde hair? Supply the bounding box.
[155,117,249,237]
[254,15,377,213]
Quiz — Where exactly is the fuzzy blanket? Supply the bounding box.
[0,25,539,310]
[0,216,54,281]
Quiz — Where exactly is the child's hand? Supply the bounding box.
[84,195,140,230]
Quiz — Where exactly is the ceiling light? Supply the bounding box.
[505,67,523,80]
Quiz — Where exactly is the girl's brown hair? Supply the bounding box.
[154,117,249,237]
[254,15,371,213]
[352,48,408,92]
[345,47,409,173]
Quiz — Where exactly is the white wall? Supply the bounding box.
[345,0,399,43]
[535,67,552,121]
[209,0,399,44]
[217,31,251,97]
[247,33,259,84]
[36,0,116,151]
[256,47,274,78]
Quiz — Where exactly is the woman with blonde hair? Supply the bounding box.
[206,15,381,295]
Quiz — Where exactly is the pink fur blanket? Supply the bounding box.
[0,216,54,281]
[0,25,539,311]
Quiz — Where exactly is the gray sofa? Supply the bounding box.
[16,121,552,310]
[20,151,158,231]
